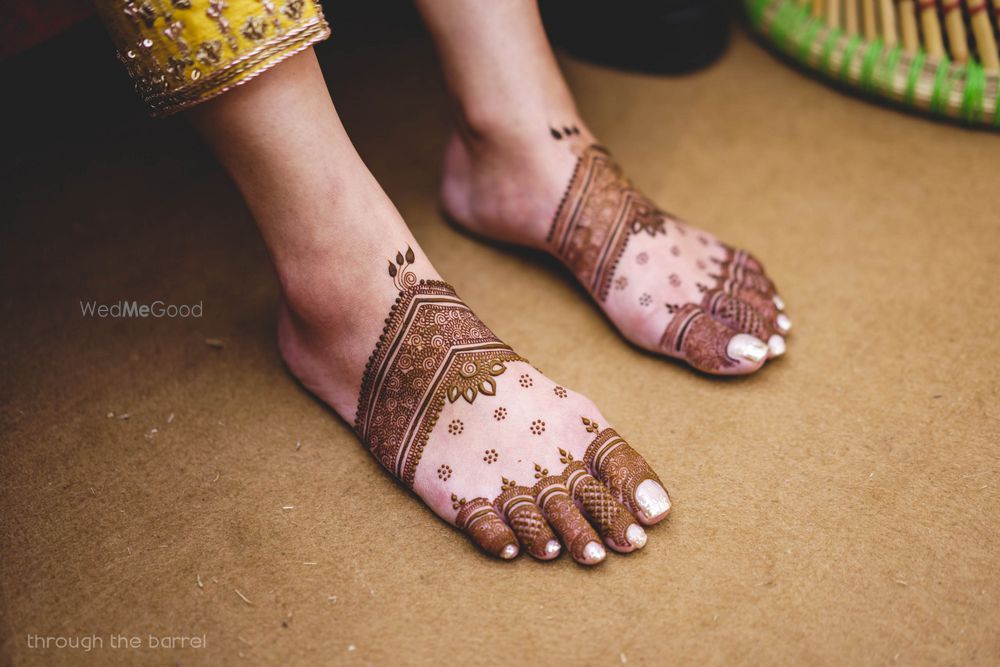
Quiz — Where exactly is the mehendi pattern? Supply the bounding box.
[548,144,782,373]
[355,248,667,559]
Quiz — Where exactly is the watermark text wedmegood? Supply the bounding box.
[79,300,203,318]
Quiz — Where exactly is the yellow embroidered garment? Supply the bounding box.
[95,0,330,116]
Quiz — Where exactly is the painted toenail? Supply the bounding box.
[776,313,792,332]
[773,294,785,310]
[545,540,561,557]
[626,524,647,549]
[500,544,519,560]
[768,334,786,357]
[727,334,769,363]
[583,541,607,564]
[635,479,671,520]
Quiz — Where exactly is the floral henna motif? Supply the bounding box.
[447,358,507,404]
[357,248,663,560]
[354,257,523,487]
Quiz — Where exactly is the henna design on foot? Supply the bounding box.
[354,247,669,561]
[546,146,787,374]
[584,428,670,524]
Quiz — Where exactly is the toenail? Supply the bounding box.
[635,479,671,521]
[545,540,561,557]
[768,334,786,357]
[582,541,607,564]
[727,334,769,363]
[626,524,647,549]
[500,544,519,560]
[776,313,792,332]
[773,294,785,310]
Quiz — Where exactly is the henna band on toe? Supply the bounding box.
[532,476,599,562]
[584,428,665,519]
[563,461,636,548]
[455,497,518,559]
[494,483,556,559]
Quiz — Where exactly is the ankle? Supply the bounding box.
[441,124,586,249]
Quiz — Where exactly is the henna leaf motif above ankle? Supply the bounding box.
[387,245,417,291]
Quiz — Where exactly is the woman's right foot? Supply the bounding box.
[279,238,671,564]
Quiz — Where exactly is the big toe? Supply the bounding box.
[584,428,671,525]
[661,304,768,375]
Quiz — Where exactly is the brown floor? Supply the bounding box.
[3,16,1000,667]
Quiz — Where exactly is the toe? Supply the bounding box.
[495,486,560,561]
[720,248,774,294]
[729,287,791,346]
[583,428,671,525]
[661,304,768,375]
[703,291,772,342]
[532,477,605,565]
[564,462,646,553]
[456,498,519,560]
[728,248,765,274]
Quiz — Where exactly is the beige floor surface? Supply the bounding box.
[2,16,999,667]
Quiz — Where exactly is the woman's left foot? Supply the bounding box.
[440,124,790,375]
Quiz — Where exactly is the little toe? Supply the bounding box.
[584,428,671,525]
[564,462,646,553]
[533,477,605,565]
[495,486,560,561]
[456,498,519,560]
[662,304,768,375]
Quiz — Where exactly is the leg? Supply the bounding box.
[189,49,671,563]
[415,0,791,375]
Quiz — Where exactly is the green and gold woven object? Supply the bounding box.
[745,0,1000,126]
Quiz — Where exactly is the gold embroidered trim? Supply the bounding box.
[145,16,330,116]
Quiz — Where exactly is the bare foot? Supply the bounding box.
[188,47,671,564]
[279,245,671,563]
[441,125,790,375]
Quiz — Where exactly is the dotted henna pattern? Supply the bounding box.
[355,247,667,559]
[548,146,779,373]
